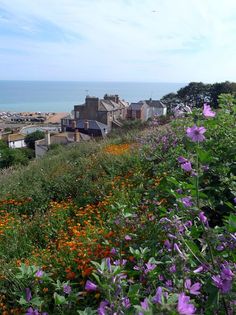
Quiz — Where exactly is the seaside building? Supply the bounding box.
[126,99,167,121]
[145,99,167,116]
[61,94,129,135]
[3,133,26,149]
[35,130,90,158]
[126,101,151,121]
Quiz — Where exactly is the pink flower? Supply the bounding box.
[186,125,206,142]
[124,235,132,241]
[177,293,196,315]
[185,279,201,295]
[203,104,216,117]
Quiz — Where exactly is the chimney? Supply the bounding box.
[72,120,77,130]
[84,120,89,130]
[74,128,80,142]
[45,130,51,146]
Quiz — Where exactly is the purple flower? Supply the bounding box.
[153,287,162,304]
[170,264,177,273]
[106,257,112,272]
[122,297,131,309]
[145,262,156,273]
[202,165,209,172]
[203,104,216,117]
[110,247,117,255]
[184,279,201,295]
[181,162,192,172]
[164,239,172,250]
[212,263,234,293]
[174,243,185,259]
[165,280,173,288]
[176,189,183,194]
[35,269,43,278]
[114,259,127,266]
[63,284,72,294]
[216,244,225,251]
[98,300,109,315]
[26,308,39,315]
[193,265,204,273]
[186,125,206,142]
[212,275,232,293]
[221,263,234,280]
[233,197,236,204]
[178,156,188,164]
[25,288,32,302]
[140,298,149,311]
[181,197,193,208]
[199,211,208,226]
[124,235,132,241]
[85,280,97,292]
[177,293,196,315]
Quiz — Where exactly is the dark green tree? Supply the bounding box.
[210,81,236,108]
[25,130,45,150]
[177,82,211,107]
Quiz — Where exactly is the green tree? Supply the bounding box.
[177,82,211,107]
[0,140,28,168]
[210,81,236,108]
[25,130,45,150]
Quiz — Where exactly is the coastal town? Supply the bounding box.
[0,94,167,158]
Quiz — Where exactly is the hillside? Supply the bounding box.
[0,95,235,315]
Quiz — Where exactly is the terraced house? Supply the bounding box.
[61,94,129,135]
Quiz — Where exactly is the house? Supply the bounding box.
[126,101,151,121]
[145,99,167,116]
[62,94,129,133]
[4,133,26,149]
[35,130,90,158]
[62,119,108,138]
[126,99,167,121]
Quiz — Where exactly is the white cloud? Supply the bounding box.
[0,0,236,81]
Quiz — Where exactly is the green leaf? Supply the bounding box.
[54,292,66,305]
[227,213,236,232]
[31,297,43,307]
[197,148,212,163]
[19,297,27,305]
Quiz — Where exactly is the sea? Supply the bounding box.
[0,81,185,113]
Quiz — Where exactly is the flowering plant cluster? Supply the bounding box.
[0,94,235,314]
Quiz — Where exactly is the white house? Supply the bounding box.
[145,99,167,116]
[7,133,26,149]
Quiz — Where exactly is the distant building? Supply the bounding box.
[127,101,151,121]
[145,99,167,117]
[10,115,45,123]
[35,130,90,158]
[4,133,26,149]
[127,99,167,122]
[62,94,129,134]
[62,119,108,138]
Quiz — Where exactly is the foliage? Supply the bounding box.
[161,81,236,111]
[0,140,29,169]
[0,95,235,314]
[25,131,45,150]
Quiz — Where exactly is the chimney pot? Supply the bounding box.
[74,129,80,142]
[45,130,51,146]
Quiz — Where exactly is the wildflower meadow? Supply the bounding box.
[0,94,235,314]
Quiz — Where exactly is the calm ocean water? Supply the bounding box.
[0,81,185,112]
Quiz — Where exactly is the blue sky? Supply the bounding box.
[0,0,236,82]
